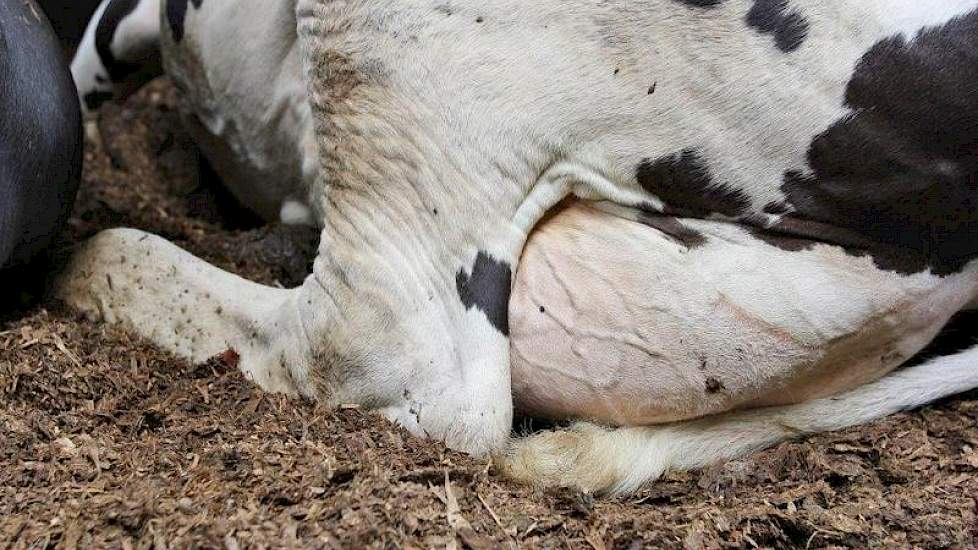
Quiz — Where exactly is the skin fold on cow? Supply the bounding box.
[62,0,978,494]
[0,0,82,283]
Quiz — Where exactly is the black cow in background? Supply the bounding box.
[36,0,103,57]
[0,0,83,308]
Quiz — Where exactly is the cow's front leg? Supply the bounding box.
[55,228,303,394]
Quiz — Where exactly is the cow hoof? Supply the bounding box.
[55,229,132,323]
[499,423,648,495]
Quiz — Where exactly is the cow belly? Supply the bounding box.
[510,202,973,426]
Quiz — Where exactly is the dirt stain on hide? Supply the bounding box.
[307,50,363,112]
[705,377,725,394]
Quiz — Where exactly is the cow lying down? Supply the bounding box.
[63,0,978,494]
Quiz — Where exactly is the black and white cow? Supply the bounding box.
[0,0,82,275]
[64,0,978,494]
[71,0,162,113]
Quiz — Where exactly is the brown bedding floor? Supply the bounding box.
[2,80,978,549]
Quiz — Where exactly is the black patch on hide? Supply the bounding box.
[637,149,752,218]
[674,0,725,8]
[637,212,708,249]
[166,0,203,43]
[94,0,140,81]
[745,0,809,52]
[769,9,978,276]
[456,251,512,336]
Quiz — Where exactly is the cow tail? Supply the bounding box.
[501,344,978,495]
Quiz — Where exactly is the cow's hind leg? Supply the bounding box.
[502,344,978,495]
[71,0,163,114]
[55,228,301,393]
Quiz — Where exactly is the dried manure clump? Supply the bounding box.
[2,80,978,548]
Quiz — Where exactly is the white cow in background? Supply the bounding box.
[64,0,978,494]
